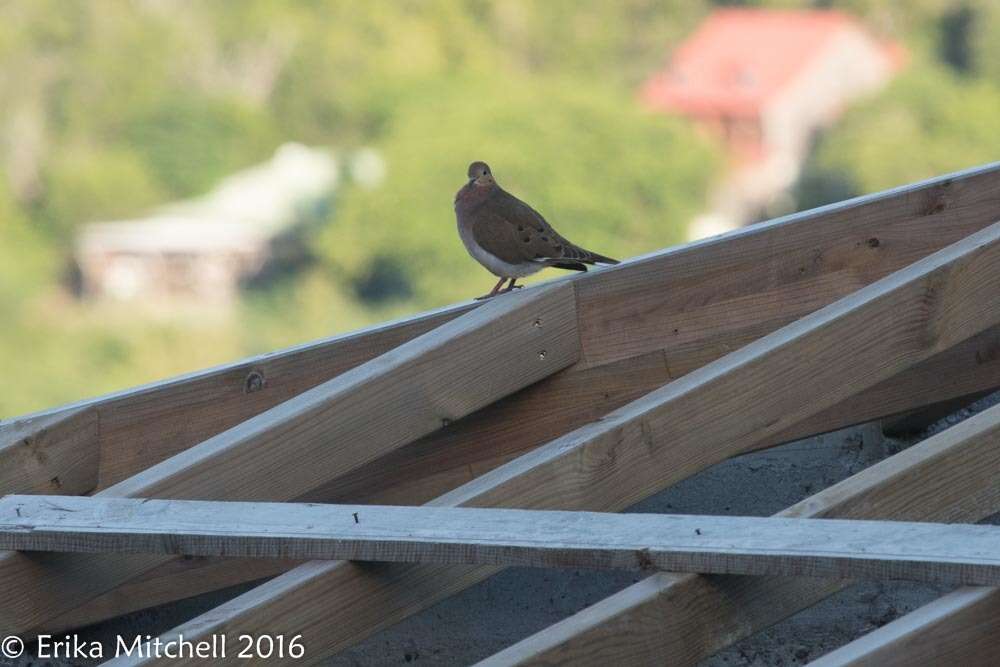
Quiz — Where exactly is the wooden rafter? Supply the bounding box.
[805,586,1000,666]
[0,303,474,491]
[116,221,1000,666]
[0,407,99,496]
[478,396,1000,666]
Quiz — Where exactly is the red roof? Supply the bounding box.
[642,9,893,118]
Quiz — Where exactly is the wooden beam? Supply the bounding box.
[478,400,1000,667]
[0,408,99,496]
[6,497,1000,587]
[0,302,475,491]
[0,282,579,634]
[46,555,303,636]
[3,162,998,496]
[118,222,1000,666]
[572,163,1000,371]
[806,586,1000,666]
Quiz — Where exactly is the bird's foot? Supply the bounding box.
[477,276,513,300]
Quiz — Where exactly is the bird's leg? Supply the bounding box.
[502,278,522,292]
[476,276,508,300]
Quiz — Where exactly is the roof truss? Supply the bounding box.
[1,162,999,663]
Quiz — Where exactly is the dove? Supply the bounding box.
[455,161,619,299]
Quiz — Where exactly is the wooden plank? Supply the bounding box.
[3,162,998,496]
[7,497,1000,587]
[0,302,474,491]
[40,324,1000,633]
[806,586,1000,667]
[117,222,1000,666]
[42,558,303,635]
[478,400,1000,667]
[46,555,302,636]
[0,408,99,496]
[574,163,1000,370]
[752,324,1000,452]
[0,282,579,635]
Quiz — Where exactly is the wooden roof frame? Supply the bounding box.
[0,161,998,664]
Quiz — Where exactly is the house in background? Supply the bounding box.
[643,9,904,239]
[75,143,344,304]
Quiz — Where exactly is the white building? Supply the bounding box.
[76,143,340,303]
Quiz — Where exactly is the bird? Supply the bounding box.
[454,161,619,299]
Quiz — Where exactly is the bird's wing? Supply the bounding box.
[470,189,574,265]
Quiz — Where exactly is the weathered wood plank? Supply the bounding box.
[574,162,1000,370]
[0,408,99,496]
[0,302,475,490]
[118,222,1000,666]
[6,497,1000,587]
[806,586,1000,666]
[3,162,998,497]
[479,400,1000,667]
[0,283,579,634]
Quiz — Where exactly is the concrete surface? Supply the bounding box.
[2,391,997,667]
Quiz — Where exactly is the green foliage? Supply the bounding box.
[0,185,55,304]
[797,65,1000,208]
[38,147,165,237]
[120,96,281,199]
[967,1,1000,81]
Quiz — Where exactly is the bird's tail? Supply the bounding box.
[582,250,620,265]
[557,241,620,267]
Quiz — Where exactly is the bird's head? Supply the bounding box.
[467,161,495,187]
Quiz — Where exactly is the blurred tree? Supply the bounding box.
[38,146,164,239]
[796,65,1000,209]
[939,3,975,73]
[966,1,1000,81]
[119,96,280,199]
[0,183,54,304]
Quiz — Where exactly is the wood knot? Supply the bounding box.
[635,548,655,570]
[244,370,266,394]
[921,188,949,216]
[866,237,881,248]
